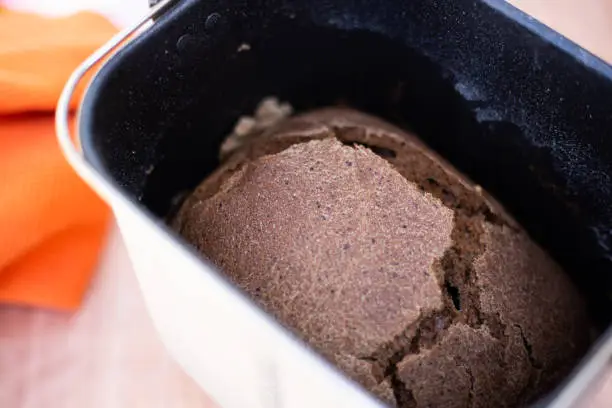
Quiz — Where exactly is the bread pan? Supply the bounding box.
[56,0,612,406]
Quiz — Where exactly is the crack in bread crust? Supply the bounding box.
[318,122,516,405]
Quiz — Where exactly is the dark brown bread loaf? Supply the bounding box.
[173,107,591,407]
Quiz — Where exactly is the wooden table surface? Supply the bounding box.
[1,1,612,407]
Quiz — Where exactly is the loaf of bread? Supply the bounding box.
[173,107,591,407]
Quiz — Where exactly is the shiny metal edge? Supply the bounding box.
[547,326,612,408]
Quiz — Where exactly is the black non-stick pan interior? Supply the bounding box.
[80,0,612,403]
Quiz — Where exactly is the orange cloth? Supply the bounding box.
[0,10,116,310]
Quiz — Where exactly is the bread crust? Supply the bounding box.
[173,108,591,407]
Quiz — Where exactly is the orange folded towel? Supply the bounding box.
[0,10,116,310]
